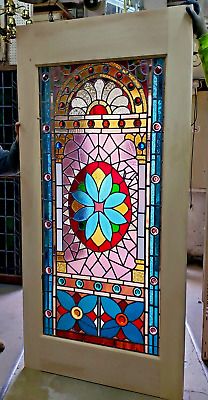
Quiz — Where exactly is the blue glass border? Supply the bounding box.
[40,68,53,336]
[148,58,165,355]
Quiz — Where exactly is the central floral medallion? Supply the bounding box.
[69,162,132,252]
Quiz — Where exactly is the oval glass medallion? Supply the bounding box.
[69,161,132,252]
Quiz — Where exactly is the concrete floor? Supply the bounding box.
[0,285,23,399]
[1,265,208,400]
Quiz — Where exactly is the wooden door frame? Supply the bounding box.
[16,7,193,399]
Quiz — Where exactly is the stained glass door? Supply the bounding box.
[41,58,163,355]
[17,7,193,400]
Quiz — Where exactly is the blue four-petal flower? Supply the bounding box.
[72,173,127,241]
[57,290,97,336]
[100,297,144,344]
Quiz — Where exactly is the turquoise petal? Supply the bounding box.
[57,313,75,331]
[73,207,94,222]
[104,209,127,225]
[72,191,94,206]
[99,212,112,241]
[99,174,112,202]
[123,322,144,344]
[57,290,75,311]
[125,301,144,321]
[79,295,97,314]
[85,173,98,201]
[101,320,119,339]
[104,193,126,208]
[101,297,121,318]
[85,212,99,240]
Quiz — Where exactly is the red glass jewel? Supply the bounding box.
[128,82,134,90]
[90,105,108,115]
[118,120,125,128]
[116,72,123,80]
[88,120,95,128]
[73,121,80,128]
[88,67,94,73]
[59,121,66,128]
[103,120,110,128]
[135,97,141,105]
[116,313,128,327]
[134,119,141,128]
[75,75,80,82]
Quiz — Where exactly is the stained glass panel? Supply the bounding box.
[40,58,165,355]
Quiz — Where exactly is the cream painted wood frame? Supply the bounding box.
[16,6,193,400]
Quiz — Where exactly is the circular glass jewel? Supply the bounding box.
[116,313,128,327]
[138,142,146,151]
[43,125,50,133]
[103,120,110,128]
[134,288,142,297]
[116,72,123,80]
[150,276,158,286]
[69,161,132,252]
[45,221,52,229]
[134,119,141,128]
[154,65,162,75]
[103,65,109,73]
[45,310,52,318]
[76,279,84,289]
[73,121,80,128]
[151,175,160,184]
[94,282,103,291]
[88,67,94,74]
[44,173,51,182]
[153,122,161,132]
[88,120,95,128]
[118,120,125,128]
[42,73,49,82]
[45,267,52,274]
[56,142,62,149]
[59,121,65,128]
[128,82,135,90]
[149,326,157,335]
[113,284,121,294]
[58,277,66,286]
[151,226,159,236]
[71,306,83,320]
[135,97,142,105]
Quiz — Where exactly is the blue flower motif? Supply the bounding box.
[101,297,144,344]
[57,290,97,335]
[72,173,127,242]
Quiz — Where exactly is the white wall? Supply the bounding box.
[187,91,208,257]
[143,0,167,9]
